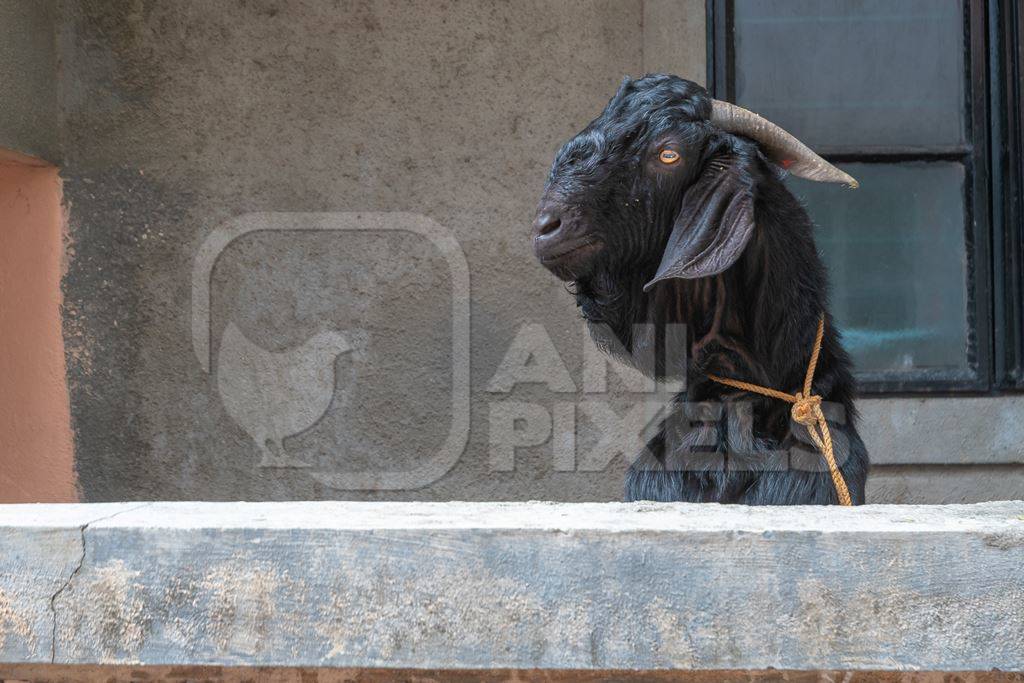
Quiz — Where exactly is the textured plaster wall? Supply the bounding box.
[0,0,59,161]
[50,0,706,501]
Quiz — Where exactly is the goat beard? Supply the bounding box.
[571,265,677,370]
[571,269,643,326]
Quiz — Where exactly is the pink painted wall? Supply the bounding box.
[0,149,76,502]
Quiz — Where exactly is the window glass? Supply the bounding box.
[733,0,965,148]
[790,162,970,376]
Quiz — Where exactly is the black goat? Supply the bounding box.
[532,74,869,505]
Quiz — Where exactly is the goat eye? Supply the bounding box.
[658,149,681,165]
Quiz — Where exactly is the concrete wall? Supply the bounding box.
[0,0,59,161]
[25,0,712,503]
[1,501,1023,675]
[1,0,1022,503]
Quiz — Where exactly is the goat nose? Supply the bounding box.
[533,211,562,238]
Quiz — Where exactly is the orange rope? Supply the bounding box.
[707,316,852,506]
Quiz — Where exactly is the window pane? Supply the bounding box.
[790,162,970,378]
[733,0,965,148]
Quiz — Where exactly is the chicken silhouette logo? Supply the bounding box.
[192,212,470,490]
[216,322,362,468]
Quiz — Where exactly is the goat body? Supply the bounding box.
[533,75,869,505]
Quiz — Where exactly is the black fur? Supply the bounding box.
[533,74,869,505]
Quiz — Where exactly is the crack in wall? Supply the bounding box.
[46,503,154,663]
[48,523,85,663]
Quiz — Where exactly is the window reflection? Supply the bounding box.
[734,0,965,148]
[790,162,970,376]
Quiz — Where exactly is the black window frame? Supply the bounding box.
[991,0,1024,388]
[707,0,1024,395]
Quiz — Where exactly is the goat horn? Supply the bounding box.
[710,100,858,188]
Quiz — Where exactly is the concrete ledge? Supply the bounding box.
[861,396,1024,465]
[1,501,1023,673]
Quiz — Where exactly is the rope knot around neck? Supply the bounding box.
[707,315,853,506]
[790,393,822,427]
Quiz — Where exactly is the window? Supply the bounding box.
[709,0,1023,393]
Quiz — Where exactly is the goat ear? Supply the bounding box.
[643,156,755,291]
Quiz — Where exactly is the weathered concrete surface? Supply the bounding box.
[1,665,1022,683]
[1,501,1022,672]
[0,0,59,161]
[861,396,1024,465]
[47,0,708,503]
[0,503,144,662]
[869,465,1024,504]
[642,0,706,77]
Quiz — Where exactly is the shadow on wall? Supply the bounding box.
[0,148,76,502]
